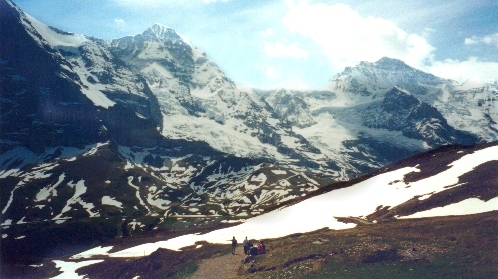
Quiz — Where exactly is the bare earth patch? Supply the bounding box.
[188,252,245,279]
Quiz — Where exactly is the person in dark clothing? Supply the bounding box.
[231,236,238,254]
[249,245,259,256]
[243,236,251,255]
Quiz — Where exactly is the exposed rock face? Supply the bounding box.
[361,88,478,147]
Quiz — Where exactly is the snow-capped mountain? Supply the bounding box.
[328,57,498,142]
[0,0,327,232]
[331,57,451,103]
[105,24,489,180]
[0,0,496,259]
[107,24,324,169]
[260,57,495,177]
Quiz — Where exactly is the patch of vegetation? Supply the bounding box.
[235,212,497,279]
[171,261,198,279]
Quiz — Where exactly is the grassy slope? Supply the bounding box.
[236,211,497,279]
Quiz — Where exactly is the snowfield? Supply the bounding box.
[71,144,498,259]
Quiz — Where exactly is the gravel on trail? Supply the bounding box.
[187,252,245,279]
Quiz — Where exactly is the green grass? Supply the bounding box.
[235,212,497,279]
[171,261,199,279]
[297,261,453,279]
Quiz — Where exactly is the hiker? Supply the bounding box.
[243,236,250,255]
[230,236,238,254]
[249,245,259,256]
[257,240,266,254]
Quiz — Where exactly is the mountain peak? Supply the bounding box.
[149,23,174,33]
[376,56,405,64]
[374,57,411,70]
[142,24,183,43]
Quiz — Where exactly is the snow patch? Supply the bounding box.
[35,173,65,202]
[54,180,98,219]
[50,260,104,279]
[128,176,150,212]
[30,263,43,267]
[102,196,123,208]
[400,197,498,219]
[71,246,114,260]
[25,14,88,48]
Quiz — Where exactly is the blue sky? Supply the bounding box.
[11,0,498,89]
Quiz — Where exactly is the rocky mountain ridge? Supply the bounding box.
[328,57,498,142]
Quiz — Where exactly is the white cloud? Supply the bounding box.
[259,64,311,89]
[464,33,498,47]
[263,64,280,80]
[261,28,275,37]
[282,1,435,71]
[263,41,308,58]
[114,18,126,26]
[464,37,478,45]
[428,57,498,83]
[422,28,435,38]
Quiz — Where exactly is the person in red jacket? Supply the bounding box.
[257,240,266,254]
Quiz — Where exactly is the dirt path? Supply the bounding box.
[187,251,245,279]
[337,216,375,225]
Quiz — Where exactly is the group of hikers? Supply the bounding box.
[230,236,266,256]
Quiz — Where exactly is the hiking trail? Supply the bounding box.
[187,251,245,279]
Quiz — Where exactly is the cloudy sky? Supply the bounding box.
[12,0,498,89]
